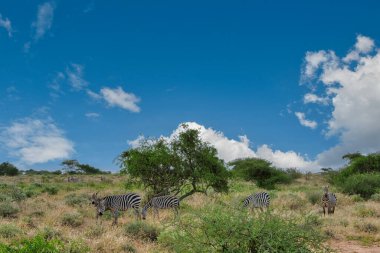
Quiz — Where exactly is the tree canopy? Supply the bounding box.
[119,124,230,200]
[0,162,19,176]
[61,159,106,174]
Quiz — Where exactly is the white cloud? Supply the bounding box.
[66,64,88,90]
[0,14,13,37]
[99,87,141,112]
[0,118,74,165]
[302,50,338,80]
[85,112,100,118]
[303,93,328,105]
[343,35,375,62]
[301,35,380,167]
[128,122,317,171]
[295,112,318,129]
[32,1,55,41]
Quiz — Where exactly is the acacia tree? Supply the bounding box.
[119,125,230,200]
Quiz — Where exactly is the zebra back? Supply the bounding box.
[151,195,179,209]
[243,192,270,208]
[103,193,141,211]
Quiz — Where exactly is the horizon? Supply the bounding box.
[1,1,380,172]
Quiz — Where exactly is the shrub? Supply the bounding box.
[341,173,380,199]
[370,193,380,202]
[61,212,84,227]
[65,193,89,207]
[0,201,19,217]
[230,158,292,189]
[355,223,378,234]
[306,191,321,205]
[355,205,378,218]
[122,244,136,253]
[0,224,22,238]
[0,162,19,176]
[124,221,159,241]
[286,168,302,179]
[43,185,59,195]
[159,205,330,253]
[0,234,63,252]
[85,225,104,238]
[41,226,62,240]
[65,240,90,253]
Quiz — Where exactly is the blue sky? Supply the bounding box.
[1,0,380,172]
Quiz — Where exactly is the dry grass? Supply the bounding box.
[0,173,380,252]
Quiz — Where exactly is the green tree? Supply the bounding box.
[0,162,19,176]
[229,158,291,189]
[61,160,104,174]
[119,124,230,200]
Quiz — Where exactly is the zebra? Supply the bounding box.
[243,192,270,211]
[141,195,179,220]
[91,192,141,225]
[321,186,337,216]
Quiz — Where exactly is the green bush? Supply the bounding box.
[306,191,321,205]
[61,212,84,227]
[65,193,89,207]
[43,185,59,195]
[370,193,380,202]
[159,205,330,253]
[0,162,19,176]
[0,224,22,238]
[355,205,378,218]
[286,168,303,179]
[0,234,63,253]
[124,221,159,241]
[0,201,19,217]
[230,158,292,189]
[341,173,380,199]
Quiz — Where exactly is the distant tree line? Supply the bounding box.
[0,160,109,176]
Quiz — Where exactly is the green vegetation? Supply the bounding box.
[159,204,329,253]
[329,153,380,199]
[119,124,230,200]
[0,162,19,176]
[0,201,19,218]
[61,212,84,227]
[0,224,22,239]
[124,221,160,241]
[61,159,108,174]
[229,158,293,189]
[65,193,89,207]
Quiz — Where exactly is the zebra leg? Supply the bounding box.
[112,210,119,225]
[134,207,141,220]
[323,207,326,217]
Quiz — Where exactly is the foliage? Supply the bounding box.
[0,224,22,238]
[229,158,292,189]
[0,162,19,176]
[119,124,230,200]
[286,168,303,179]
[0,201,19,217]
[65,193,89,207]
[0,234,89,253]
[159,204,330,253]
[307,191,321,205]
[340,173,380,199]
[61,159,105,174]
[42,185,59,195]
[61,212,84,227]
[124,221,160,241]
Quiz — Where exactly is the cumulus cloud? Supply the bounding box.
[303,93,328,105]
[90,87,141,112]
[128,122,317,171]
[301,35,380,167]
[295,112,318,129]
[32,1,55,41]
[0,118,74,165]
[0,14,13,37]
[66,64,88,90]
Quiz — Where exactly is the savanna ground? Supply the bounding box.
[1,173,380,252]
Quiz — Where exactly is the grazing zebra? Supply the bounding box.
[141,195,179,220]
[321,186,337,216]
[243,192,270,211]
[91,192,141,225]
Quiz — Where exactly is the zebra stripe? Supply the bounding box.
[142,195,179,219]
[92,193,141,225]
[321,187,337,216]
[243,192,270,209]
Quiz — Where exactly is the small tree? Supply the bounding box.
[119,124,230,200]
[229,158,291,189]
[61,160,104,174]
[0,162,19,176]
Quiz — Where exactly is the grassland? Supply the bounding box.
[0,173,380,252]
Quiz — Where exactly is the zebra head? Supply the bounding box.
[141,201,151,220]
[91,192,100,205]
[96,199,106,216]
[323,186,329,193]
